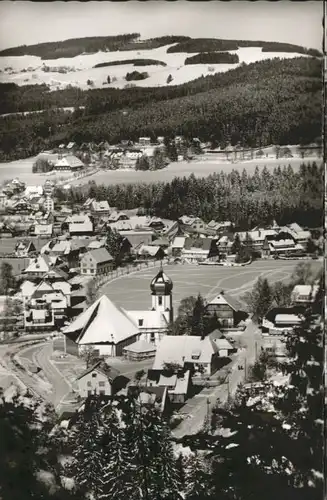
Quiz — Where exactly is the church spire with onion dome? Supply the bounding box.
[150,265,173,323]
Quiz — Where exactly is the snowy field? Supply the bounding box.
[102,260,322,312]
[0,46,310,90]
[0,155,318,187]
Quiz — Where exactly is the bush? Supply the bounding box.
[125,71,149,81]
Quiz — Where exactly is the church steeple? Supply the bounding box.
[150,267,173,323]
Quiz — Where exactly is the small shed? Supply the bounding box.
[123,339,157,361]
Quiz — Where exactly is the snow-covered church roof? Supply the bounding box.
[63,295,139,345]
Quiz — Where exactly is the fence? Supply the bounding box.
[93,258,170,294]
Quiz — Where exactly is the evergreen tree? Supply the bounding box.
[243,277,273,322]
[231,233,242,255]
[272,281,293,307]
[150,424,182,499]
[69,410,103,498]
[185,452,211,500]
[0,262,16,295]
[135,155,150,171]
[99,409,138,500]
[105,227,125,266]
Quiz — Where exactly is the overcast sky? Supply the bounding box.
[0,1,323,51]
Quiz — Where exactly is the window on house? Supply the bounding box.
[138,319,144,326]
[87,381,91,387]
[158,296,163,306]
[150,332,155,342]
[99,390,105,395]
[87,390,92,396]
[99,381,105,387]
[92,373,97,378]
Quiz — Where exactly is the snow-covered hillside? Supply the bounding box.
[0,44,311,91]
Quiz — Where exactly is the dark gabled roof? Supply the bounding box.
[86,247,113,264]
[76,360,121,382]
[184,237,216,251]
[221,292,244,312]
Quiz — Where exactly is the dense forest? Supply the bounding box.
[0,34,321,60]
[0,57,321,160]
[54,162,323,230]
[94,59,167,68]
[0,35,190,59]
[166,38,322,56]
[184,52,239,65]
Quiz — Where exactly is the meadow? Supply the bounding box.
[0,46,311,91]
[0,155,317,187]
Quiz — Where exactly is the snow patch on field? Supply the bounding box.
[0,46,310,90]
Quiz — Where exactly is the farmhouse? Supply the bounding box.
[206,292,248,329]
[54,155,84,171]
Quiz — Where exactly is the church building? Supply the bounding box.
[62,268,174,358]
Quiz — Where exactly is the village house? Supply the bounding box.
[80,248,114,276]
[206,220,234,235]
[129,386,168,414]
[90,200,111,218]
[54,155,84,171]
[64,214,94,237]
[209,329,235,357]
[75,361,128,398]
[107,211,129,224]
[181,237,219,263]
[178,216,208,235]
[261,306,305,337]
[239,229,278,251]
[152,335,220,376]
[144,368,191,404]
[15,240,37,258]
[216,234,235,258]
[262,236,305,258]
[135,244,166,261]
[23,278,72,330]
[206,292,248,329]
[119,230,155,249]
[283,223,311,246]
[41,239,87,270]
[291,284,320,306]
[32,224,53,239]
